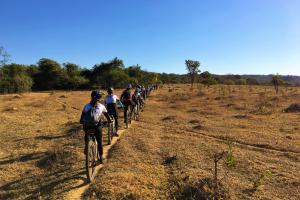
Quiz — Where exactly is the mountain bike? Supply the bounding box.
[106,116,115,145]
[132,103,139,121]
[85,129,99,182]
[140,99,145,112]
[125,106,132,129]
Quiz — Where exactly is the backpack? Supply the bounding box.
[83,105,100,127]
[123,90,132,101]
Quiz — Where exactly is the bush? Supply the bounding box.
[0,64,33,93]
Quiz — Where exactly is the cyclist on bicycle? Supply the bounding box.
[120,84,134,125]
[141,85,146,100]
[135,85,144,108]
[104,87,120,136]
[80,90,111,163]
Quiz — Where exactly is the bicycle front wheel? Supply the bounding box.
[85,136,97,182]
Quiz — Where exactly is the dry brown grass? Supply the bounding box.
[1,84,300,199]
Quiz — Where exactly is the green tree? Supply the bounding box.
[271,74,285,94]
[34,58,64,90]
[92,57,125,88]
[185,60,200,88]
[0,64,33,93]
[200,71,218,87]
[0,46,10,66]
[236,78,247,85]
[62,63,89,89]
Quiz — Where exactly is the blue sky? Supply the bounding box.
[1,0,300,75]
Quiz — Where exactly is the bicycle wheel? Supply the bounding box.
[85,136,97,182]
[107,123,112,145]
[125,110,129,128]
[134,106,139,121]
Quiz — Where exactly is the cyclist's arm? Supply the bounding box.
[103,111,112,123]
[80,111,85,124]
[80,105,87,124]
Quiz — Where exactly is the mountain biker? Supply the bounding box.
[80,90,112,163]
[141,85,146,100]
[120,84,134,126]
[104,87,120,136]
[134,85,143,109]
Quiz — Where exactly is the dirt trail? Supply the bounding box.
[65,124,135,200]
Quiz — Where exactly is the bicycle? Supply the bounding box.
[106,116,116,145]
[125,106,132,129]
[140,99,145,112]
[85,129,100,182]
[132,103,139,121]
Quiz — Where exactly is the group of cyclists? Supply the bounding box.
[80,83,157,163]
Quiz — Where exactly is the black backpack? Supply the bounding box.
[123,90,131,101]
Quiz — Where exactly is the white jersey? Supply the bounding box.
[104,95,119,104]
[82,103,107,118]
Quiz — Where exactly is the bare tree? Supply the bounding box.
[271,74,282,94]
[185,59,200,88]
[0,46,10,66]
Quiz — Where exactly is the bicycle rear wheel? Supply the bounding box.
[107,122,114,144]
[85,136,97,182]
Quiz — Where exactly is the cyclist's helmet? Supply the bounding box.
[127,84,132,89]
[91,90,102,100]
[107,87,114,94]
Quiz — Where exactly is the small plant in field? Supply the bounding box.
[225,142,236,168]
[253,170,273,190]
[212,151,226,199]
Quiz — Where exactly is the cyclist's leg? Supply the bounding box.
[83,130,88,154]
[113,109,119,131]
[95,125,103,157]
[123,103,128,123]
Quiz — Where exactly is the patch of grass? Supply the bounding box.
[37,147,78,169]
[163,155,177,166]
[253,170,273,190]
[169,175,229,200]
[224,142,236,168]
[162,116,176,121]
[2,107,18,112]
[283,103,300,113]
[189,119,200,124]
[187,108,198,113]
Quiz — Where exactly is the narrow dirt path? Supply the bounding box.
[65,124,136,200]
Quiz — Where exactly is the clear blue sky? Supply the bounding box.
[1,0,299,75]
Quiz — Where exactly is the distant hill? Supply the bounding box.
[241,75,300,85]
[214,74,300,86]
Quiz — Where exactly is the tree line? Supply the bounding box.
[0,47,292,94]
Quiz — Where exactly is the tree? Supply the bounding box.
[200,71,218,87]
[62,63,89,89]
[0,46,10,66]
[0,64,33,93]
[34,58,64,90]
[236,79,247,85]
[185,60,200,88]
[92,58,126,88]
[271,74,285,94]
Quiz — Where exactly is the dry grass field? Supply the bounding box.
[0,84,300,199]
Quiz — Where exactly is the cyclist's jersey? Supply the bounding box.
[104,95,119,114]
[104,95,118,104]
